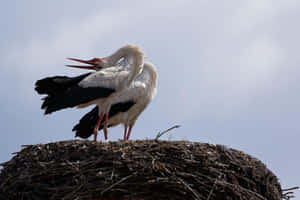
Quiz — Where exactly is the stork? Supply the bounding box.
[73,62,158,140]
[35,45,145,141]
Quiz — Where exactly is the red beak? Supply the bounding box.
[65,57,104,70]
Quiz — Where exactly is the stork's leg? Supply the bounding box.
[123,125,128,140]
[103,112,109,140]
[94,113,104,141]
[126,125,133,140]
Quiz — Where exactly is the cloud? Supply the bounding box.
[227,0,300,35]
[5,10,127,71]
[161,37,287,121]
[2,10,130,101]
[229,37,285,91]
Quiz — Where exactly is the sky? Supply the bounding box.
[1,0,300,197]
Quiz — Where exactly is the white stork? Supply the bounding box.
[73,61,158,140]
[35,45,145,141]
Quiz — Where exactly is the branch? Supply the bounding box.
[282,186,299,200]
[177,177,201,200]
[282,186,299,191]
[207,175,223,200]
[155,125,181,140]
[101,172,137,195]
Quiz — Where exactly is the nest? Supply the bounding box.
[0,140,282,200]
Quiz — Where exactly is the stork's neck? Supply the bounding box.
[125,53,144,87]
[139,62,157,90]
[106,50,124,66]
[108,48,144,87]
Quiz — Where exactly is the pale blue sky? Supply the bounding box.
[1,0,299,197]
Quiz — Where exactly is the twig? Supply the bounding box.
[207,175,222,200]
[217,180,267,200]
[282,186,299,191]
[177,177,201,200]
[101,172,136,195]
[282,186,299,199]
[155,125,181,140]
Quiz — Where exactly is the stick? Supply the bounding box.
[101,172,136,195]
[282,186,299,200]
[177,177,201,200]
[155,125,181,140]
[282,186,299,191]
[207,176,219,200]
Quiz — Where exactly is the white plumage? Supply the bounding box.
[70,45,146,141]
[107,62,157,140]
[73,61,158,140]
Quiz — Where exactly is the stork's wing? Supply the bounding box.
[73,101,135,139]
[35,73,92,95]
[35,73,115,114]
[78,66,130,89]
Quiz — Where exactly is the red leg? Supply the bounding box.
[126,125,133,140]
[123,125,128,140]
[103,112,109,140]
[94,112,104,141]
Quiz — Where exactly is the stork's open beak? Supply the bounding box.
[65,58,104,70]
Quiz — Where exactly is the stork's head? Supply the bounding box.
[66,57,109,71]
[66,45,145,71]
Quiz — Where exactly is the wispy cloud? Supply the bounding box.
[227,0,300,35]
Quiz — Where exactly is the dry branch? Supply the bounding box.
[155,125,181,140]
[282,186,299,200]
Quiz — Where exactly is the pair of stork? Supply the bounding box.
[35,45,157,141]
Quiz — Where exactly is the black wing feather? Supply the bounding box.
[35,73,92,95]
[35,73,115,114]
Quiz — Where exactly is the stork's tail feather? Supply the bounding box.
[73,106,99,139]
[73,101,136,139]
[73,106,115,139]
